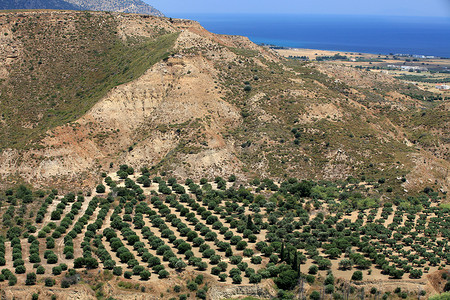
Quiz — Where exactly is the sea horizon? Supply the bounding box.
[170,13,450,58]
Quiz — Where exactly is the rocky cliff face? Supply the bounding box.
[1,285,95,299]
[208,285,275,300]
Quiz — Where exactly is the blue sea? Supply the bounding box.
[172,14,450,58]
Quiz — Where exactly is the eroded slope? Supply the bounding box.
[0,11,448,196]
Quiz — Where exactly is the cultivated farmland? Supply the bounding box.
[1,165,448,299]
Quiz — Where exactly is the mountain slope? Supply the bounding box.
[64,0,164,16]
[0,11,176,150]
[0,0,81,10]
[0,0,164,16]
[0,11,448,196]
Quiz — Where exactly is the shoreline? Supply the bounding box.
[264,45,446,60]
[272,47,450,94]
[272,47,397,62]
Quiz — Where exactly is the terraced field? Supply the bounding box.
[0,165,449,299]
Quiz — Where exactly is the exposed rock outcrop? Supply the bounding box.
[208,285,274,300]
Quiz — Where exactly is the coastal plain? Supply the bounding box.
[275,48,450,94]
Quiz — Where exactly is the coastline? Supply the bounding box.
[272,47,382,60]
[175,13,450,59]
[272,47,450,94]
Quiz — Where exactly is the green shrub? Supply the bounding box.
[15,265,26,274]
[306,275,315,284]
[310,291,320,300]
[211,266,221,275]
[429,293,450,300]
[45,277,55,287]
[325,284,334,294]
[158,270,169,279]
[251,256,262,264]
[195,274,204,285]
[219,273,227,281]
[52,266,62,275]
[249,273,262,283]
[275,269,298,290]
[232,274,242,284]
[96,184,106,193]
[61,279,70,288]
[36,265,45,274]
[113,266,122,276]
[8,274,17,286]
[140,270,151,281]
[352,271,363,281]
[196,289,207,300]
[243,248,254,257]
[308,265,318,275]
[187,281,198,291]
[445,282,450,292]
[26,272,36,285]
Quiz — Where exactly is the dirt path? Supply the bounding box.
[20,239,33,279]
[37,196,62,231]
[3,242,13,272]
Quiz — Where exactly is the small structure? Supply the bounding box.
[386,64,428,71]
[400,65,427,71]
[436,84,450,90]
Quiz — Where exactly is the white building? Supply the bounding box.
[436,84,450,90]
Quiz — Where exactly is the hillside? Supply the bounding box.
[0,0,81,10]
[63,0,164,16]
[0,11,448,197]
[0,0,164,16]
